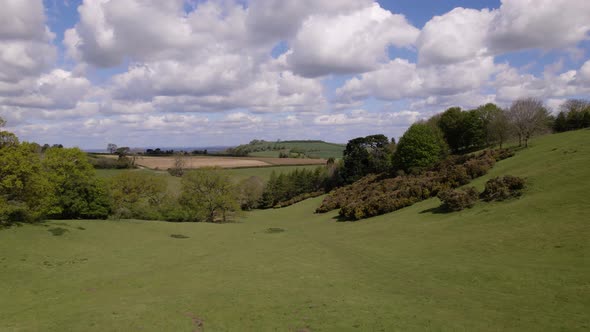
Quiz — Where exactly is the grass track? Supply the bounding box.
[1,130,589,331]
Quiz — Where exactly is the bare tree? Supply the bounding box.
[508,97,551,147]
[107,143,118,154]
[169,152,187,177]
[559,99,590,114]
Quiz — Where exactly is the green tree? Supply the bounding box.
[42,147,110,219]
[487,109,511,148]
[109,172,167,219]
[179,168,239,222]
[393,123,448,173]
[342,134,392,183]
[0,142,58,223]
[238,176,264,210]
[553,112,567,132]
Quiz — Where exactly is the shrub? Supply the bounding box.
[438,187,479,211]
[481,176,525,201]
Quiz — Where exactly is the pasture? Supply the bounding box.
[1,130,589,331]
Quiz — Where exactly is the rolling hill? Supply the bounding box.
[0,130,588,331]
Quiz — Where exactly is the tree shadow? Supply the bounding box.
[48,227,69,236]
[331,215,354,222]
[419,206,450,214]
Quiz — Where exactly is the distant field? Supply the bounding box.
[248,141,345,159]
[104,155,327,170]
[2,130,589,331]
[96,164,323,193]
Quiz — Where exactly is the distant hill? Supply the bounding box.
[225,139,345,159]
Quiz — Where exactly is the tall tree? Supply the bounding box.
[42,147,110,219]
[342,134,392,183]
[487,109,511,148]
[180,168,239,222]
[507,97,551,147]
[107,143,118,154]
[392,123,448,173]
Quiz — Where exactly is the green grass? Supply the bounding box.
[248,141,345,159]
[1,130,589,331]
[96,165,322,192]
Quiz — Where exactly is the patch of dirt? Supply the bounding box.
[184,312,204,332]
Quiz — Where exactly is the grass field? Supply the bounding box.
[1,130,589,331]
[96,165,323,193]
[247,141,345,159]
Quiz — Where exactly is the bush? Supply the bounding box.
[438,187,479,211]
[481,176,525,201]
[317,148,509,220]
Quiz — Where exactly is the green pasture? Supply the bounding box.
[1,130,589,331]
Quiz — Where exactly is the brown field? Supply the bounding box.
[102,155,326,169]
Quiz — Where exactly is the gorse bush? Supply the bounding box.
[317,148,514,220]
[438,187,479,212]
[481,176,526,201]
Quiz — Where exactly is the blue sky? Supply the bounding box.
[1,0,589,148]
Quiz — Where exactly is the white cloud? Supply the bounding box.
[1,70,91,109]
[417,8,494,65]
[246,0,372,44]
[336,56,497,104]
[314,109,419,127]
[287,3,419,77]
[489,0,590,53]
[417,0,590,66]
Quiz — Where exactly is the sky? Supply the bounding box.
[1,0,589,149]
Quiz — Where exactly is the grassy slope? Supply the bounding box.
[1,130,589,331]
[248,141,345,159]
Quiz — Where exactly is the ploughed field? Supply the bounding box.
[1,130,589,331]
[104,154,327,169]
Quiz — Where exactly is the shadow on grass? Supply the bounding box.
[419,206,450,214]
[331,215,355,222]
[48,227,69,236]
[265,227,285,234]
[170,234,190,239]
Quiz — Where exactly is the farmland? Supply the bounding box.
[102,154,327,170]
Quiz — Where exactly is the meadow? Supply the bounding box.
[1,130,589,331]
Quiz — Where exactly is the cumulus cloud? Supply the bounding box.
[287,3,419,77]
[0,0,55,85]
[336,56,497,104]
[417,0,590,66]
[314,109,419,127]
[246,0,372,44]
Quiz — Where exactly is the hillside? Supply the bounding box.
[1,130,589,331]
[227,139,345,159]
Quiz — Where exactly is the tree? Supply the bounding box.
[238,176,264,210]
[0,131,19,149]
[107,143,118,154]
[42,147,110,219]
[438,107,464,153]
[507,97,551,147]
[342,134,392,183]
[0,143,58,224]
[438,107,486,153]
[392,123,448,173]
[487,108,511,148]
[169,153,187,177]
[553,112,568,132]
[179,168,239,222]
[109,171,167,219]
[476,103,503,146]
